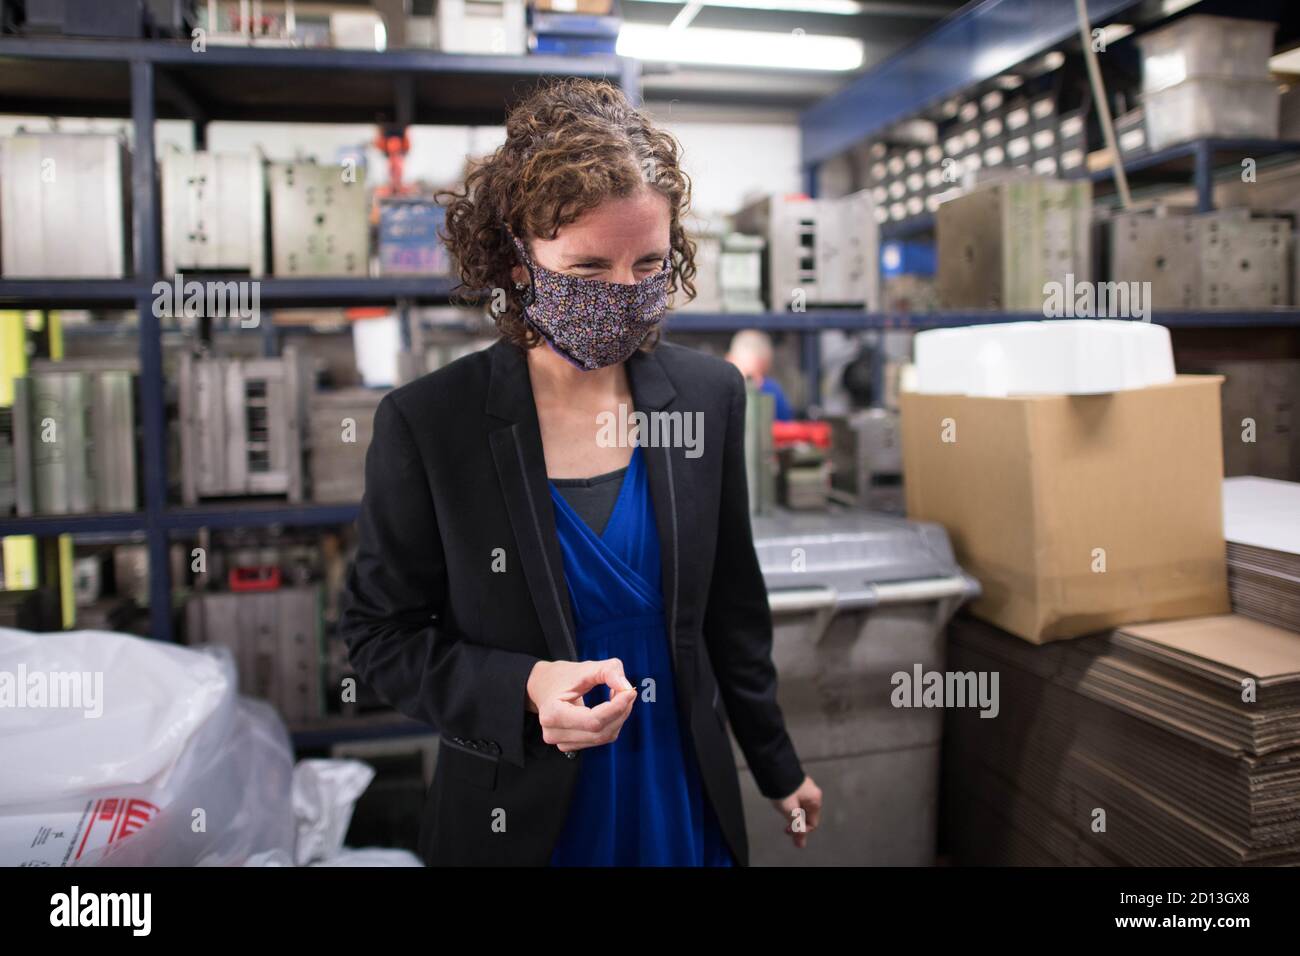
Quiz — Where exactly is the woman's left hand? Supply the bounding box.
[772,775,823,849]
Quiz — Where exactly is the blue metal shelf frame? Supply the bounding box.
[1089,139,1300,213]
[0,513,149,536]
[0,504,364,539]
[164,503,361,531]
[0,36,632,76]
[289,712,432,750]
[0,39,642,644]
[0,278,463,317]
[130,58,173,647]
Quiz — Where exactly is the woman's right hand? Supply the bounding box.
[526,658,637,753]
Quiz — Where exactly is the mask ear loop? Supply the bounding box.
[503,225,537,307]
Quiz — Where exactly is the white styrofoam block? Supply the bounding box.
[1223,477,1300,554]
[912,320,1175,396]
[351,314,402,388]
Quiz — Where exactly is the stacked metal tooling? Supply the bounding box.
[9,359,138,515]
[162,150,266,277]
[267,160,369,276]
[0,132,132,278]
[177,348,308,504]
[306,388,387,503]
[944,613,1300,866]
[1109,207,1292,309]
[936,174,1092,310]
[185,584,325,722]
[732,190,879,311]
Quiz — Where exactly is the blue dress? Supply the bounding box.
[547,443,735,867]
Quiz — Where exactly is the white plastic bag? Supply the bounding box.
[291,759,375,866]
[241,758,425,867]
[310,847,422,867]
[0,628,294,866]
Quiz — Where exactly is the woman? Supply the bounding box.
[340,78,821,866]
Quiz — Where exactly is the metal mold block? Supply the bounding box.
[163,150,266,277]
[827,408,902,504]
[0,133,131,278]
[938,176,1092,311]
[10,366,137,515]
[739,191,878,310]
[678,232,722,312]
[185,585,324,721]
[719,234,765,312]
[1109,212,1199,310]
[1200,216,1290,309]
[307,388,386,503]
[268,161,368,277]
[179,349,306,503]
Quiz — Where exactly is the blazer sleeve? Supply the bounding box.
[339,394,541,769]
[702,365,806,800]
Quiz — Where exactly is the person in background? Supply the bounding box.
[726,329,794,420]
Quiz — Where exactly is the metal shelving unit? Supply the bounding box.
[794,0,1300,400]
[6,18,1300,641]
[798,0,1145,188]
[0,36,642,647]
[288,711,431,750]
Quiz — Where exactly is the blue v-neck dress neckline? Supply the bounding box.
[545,444,734,866]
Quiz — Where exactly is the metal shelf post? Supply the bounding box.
[131,58,174,643]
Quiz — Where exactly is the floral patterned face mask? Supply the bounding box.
[508,231,672,372]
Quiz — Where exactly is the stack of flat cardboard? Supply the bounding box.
[1223,477,1300,632]
[943,613,1300,866]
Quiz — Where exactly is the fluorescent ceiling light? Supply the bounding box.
[1097,23,1134,46]
[1270,48,1300,74]
[617,24,865,71]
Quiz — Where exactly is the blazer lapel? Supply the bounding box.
[486,338,578,663]
[623,346,682,676]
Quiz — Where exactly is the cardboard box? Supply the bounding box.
[532,0,613,12]
[900,375,1230,643]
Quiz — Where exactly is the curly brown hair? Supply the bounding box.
[437,78,696,351]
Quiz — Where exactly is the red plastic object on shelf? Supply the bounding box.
[229,566,282,592]
[771,420,832,450]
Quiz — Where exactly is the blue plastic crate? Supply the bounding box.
[880,240,936,277]
[378,200,451,277]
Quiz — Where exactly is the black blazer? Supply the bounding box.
[339,336,805,866]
